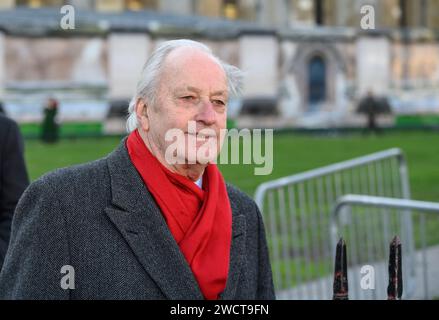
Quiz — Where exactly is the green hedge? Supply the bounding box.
[396,114,439,127]
[20,122,103,138]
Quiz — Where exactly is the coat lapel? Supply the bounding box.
[220,197,247,300]
[105,140,203,300]
[104,139,248,300]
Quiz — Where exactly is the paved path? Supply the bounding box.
[410,244,439,299]
[275,244,439,300]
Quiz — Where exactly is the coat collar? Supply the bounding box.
[104,138,246,300]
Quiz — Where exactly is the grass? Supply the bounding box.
[20,122,103,138]
[25,136,121,181]
[25,131,439,201]
[396,114,439,127]
[221,131,439,202]
[23,130,439,291]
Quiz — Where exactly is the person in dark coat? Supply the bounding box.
[0,115,29,270]
[357,90,381,134]
[41,98,59,143]
[0,40,275,300]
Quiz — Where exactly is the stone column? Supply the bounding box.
[95,0,124,12]
[67,0,94,10]
[239,33,279,98]
[258,0,289,27]
[335,0,353,26]
[108,33,151,100]
[0,0,14,10]
[356,36,391,96]
[159,0,193,15]
[196,0,222,17]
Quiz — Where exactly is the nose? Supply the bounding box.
[195,99,216,126]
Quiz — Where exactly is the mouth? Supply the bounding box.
[186,133,216,142]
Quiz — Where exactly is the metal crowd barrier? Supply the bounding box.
[332,195,439,300]
[254,148,413,299]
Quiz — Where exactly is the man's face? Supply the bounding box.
[145,47,228,165]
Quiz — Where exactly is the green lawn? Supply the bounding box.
[20,122,103,138]
[396,114,439,127]
[24,131,439,202]
[23,130,439,290]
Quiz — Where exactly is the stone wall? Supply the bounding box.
[0,28,438,127]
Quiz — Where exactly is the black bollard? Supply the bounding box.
[333,238,348,300]
[387,236,403,300]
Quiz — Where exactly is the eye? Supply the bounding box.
[213,100,225,106]
[181,96,196,101]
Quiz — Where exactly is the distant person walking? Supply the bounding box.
[41,98,59,143]
[0,114,29,269]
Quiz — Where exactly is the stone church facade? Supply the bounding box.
[0,0,438,129]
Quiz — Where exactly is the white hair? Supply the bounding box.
[126,39,243,132]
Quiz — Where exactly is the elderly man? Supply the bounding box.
[0,39,275,300]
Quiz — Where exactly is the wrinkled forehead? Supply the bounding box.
[160,47,228,91]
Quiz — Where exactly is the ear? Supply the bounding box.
[135,99,150,131]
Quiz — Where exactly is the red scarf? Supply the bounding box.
[126,130,232,300]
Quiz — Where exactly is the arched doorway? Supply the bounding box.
[308,55,326,111]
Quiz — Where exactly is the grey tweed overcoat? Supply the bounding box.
[0,138,275,300]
